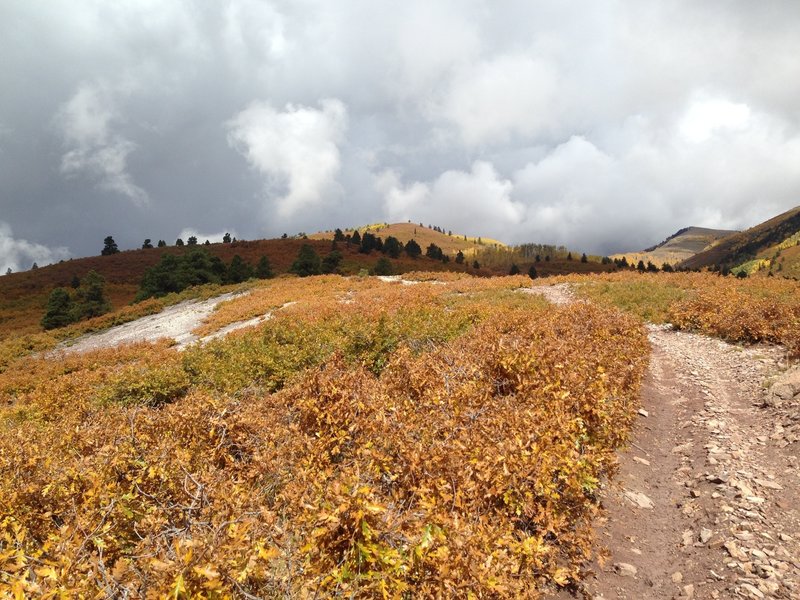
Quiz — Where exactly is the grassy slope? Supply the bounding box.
[0,238,471,339]
[612,226,737,267]
[680,205,800,271]
[310,222,506,257]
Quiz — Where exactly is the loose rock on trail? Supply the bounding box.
[528,284,800,599]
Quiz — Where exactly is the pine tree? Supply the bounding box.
[351,230,362,246]
[71,271,110,320]
[31,262,39,270]
[455,250,464,264]
[289,244,322,277]
[175,238,184,246]
[528,265,538,279]
[509,263,520,275]
[41,288,75,330]
[157,240,167,248]
[5,268,12,276]
[101,236,119,255]
[226,255,254,283]
[383,236,403,258]
[142,239,153,249]
[581,253,588,263]
[321,250,343,274]
[223,232,232,243]
[404,239,422,258]
[187,236,198,246]
[70,274,81,288]
[256,256,274,279]
[472,260,480,269]
[372,257,393,276]
[333,228,345,242]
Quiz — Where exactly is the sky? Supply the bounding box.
[2,1,800,272]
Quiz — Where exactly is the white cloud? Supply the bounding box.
[226,98,348,217]
[0,222,70,273]
[435,54,559,146]
[56,82,149,205]
[679,94,751,143]
[378,161,523,239]
[177,228,238,244]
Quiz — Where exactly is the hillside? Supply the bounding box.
[612,226,736,267]
[680,205,800,275]
[0,238,471,339]
[310,222,506,257]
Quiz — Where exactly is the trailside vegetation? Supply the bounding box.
[0,274,649,598]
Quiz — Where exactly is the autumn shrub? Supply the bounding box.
[0,275,649,598]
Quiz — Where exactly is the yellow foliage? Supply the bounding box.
[0,274,648,597]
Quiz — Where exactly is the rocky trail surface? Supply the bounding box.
[527,284,800,600]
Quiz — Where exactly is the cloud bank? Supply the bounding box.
[0,222,70,274]
[1,1,800,258]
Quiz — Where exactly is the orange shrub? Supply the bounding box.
[0,275,648,597]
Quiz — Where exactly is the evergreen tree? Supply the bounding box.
[637,260,646,272]
[545,255,551,262]
[372,257,393,276]
[41,288,74,330]
[289,244,322,277]
[71,271,111,320]
[528,265,538,279]
[351,230,362,246]
[383,236,403,258]
[472,260,480,269]
[157,240,167,248]
[404,239,422,258]
[662,263,674,273]
[333,228,346,242]
[509,263,520,275]
[535,254,541,262]
[70,274,81,288]
[187,236,198,246]
[256,256,274,279]
[567,252,573,261]
[646,261,659,273]
[425,243,444,260]
[204,240,210,245]
[31,262,39,270]
[5,268,11,276]
[101,236,119,255]
[175,238,185,246]
[360,232,378,253]
[226,255,253,283]
[223,232,232,243]
[580,253,588,263]
[142,239,154,249]
[321,250,343,274]
[455,250,464,264]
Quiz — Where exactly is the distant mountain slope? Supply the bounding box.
[679,205,800,272]
[612,226,737,267]
[310,222,506,257]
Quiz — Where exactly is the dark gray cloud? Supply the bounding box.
[2,0,800,271]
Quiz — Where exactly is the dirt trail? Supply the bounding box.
[527,284,800,600]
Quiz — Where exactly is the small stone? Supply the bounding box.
[638,408,650,417]
[700,528,713,543]
[672,571,683,583]
[724,540,748,561]
[633,456,651,466]
[740,582,765,599]
[753,478,783,490]
[682,583,695,599]
[614,562,637,577]
[682,530,694,547]
[623,490,654,510]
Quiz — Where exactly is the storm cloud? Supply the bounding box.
[2,0,800,271]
